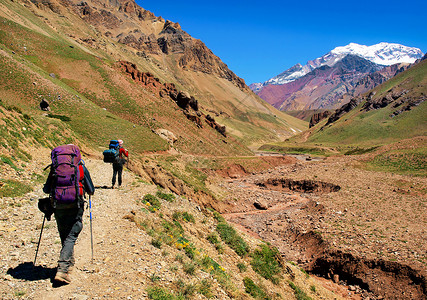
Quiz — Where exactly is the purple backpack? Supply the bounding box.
[50,144,84,205]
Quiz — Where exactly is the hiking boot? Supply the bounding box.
[54,271,71,284]
[68,256,75,274]
[111,185,115,189]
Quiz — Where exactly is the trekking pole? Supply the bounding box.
[89,195,94,262]
[33,215,46,267]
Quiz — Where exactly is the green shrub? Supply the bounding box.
[1,155,23,172]
[288,281,312,300]
[6,105,22,113]
[207,233,219,245]
[237,262,247,272]
[200,255,225,273]
[181,283,196,299]
[216,222,249,257]
[198,278,213,298]
[173,211,195,223]
[0,179,32,197]
[161,220,184,238]
[151,238,162,249]
[184,243,196,259]
[243,277,270,299]
[182,212,195,223]
[143,194,161,210]
[149,273,161,282]
[146,286,183,300]
[183,262,196,275]
[250,244,282,284]
[156,190,175,202]
[300,267,310,278]
[175,254,184,263]
[213,211,225,223]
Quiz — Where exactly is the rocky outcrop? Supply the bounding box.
[309,111,331,128]
[119,60,227,137]
[29,0,64,14]
[323,80,425,126]
[205,114,226,137]
[70,0,246,90]
[324,97,361,126]
[362,88,426,117]
[362,89,409,111]
[184,111,203,128]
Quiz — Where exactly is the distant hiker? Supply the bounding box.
[43,144,95,285]
[112,139,128,189]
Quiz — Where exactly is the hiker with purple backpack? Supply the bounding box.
[42,144,95,284]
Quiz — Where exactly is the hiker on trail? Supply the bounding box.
[42,144,95,285]
[112,139,128,189]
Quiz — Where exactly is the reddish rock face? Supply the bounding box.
[118,60,227,136]
[309,111,331,128]
[256,55,412,111]
[71,0,246,90]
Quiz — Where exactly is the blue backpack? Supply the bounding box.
[103,140,120,163]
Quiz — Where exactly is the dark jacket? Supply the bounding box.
[113,147,129,168]
[43,161,95,209]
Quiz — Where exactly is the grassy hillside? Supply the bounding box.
[0,0,307,155]
[259,59,427,176]
[0,0,307,210]
[0,14,245,156]
[307,59,427,146]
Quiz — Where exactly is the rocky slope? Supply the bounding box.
[218,150,427,300]
[0,0,307,154]
[255,55,413,112]
[0,149,350,299]
[254,42,423,87]
[30,0,247,90]
[251,43,423,113]
[313,57,427,144]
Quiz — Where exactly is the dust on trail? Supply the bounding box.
[1,158,158,299]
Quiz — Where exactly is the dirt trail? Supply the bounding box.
[1,158,159,299]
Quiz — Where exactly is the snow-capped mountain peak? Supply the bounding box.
[259,42,423,87]
[330,42,423,66]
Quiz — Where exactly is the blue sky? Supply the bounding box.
[139,0,426,84]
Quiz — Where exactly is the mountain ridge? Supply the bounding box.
[251,43,422,112]
[0,0,307,151]
[252,42,423,88]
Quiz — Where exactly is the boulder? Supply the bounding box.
[176,91,191,109]
[159,89,168,98]
[154,129,177,145]
[254,200,268,210]
[184,112,202,128]
[40,99,50,111]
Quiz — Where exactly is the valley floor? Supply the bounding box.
[0,153,425,299]
[0,158,344,299]
[217,154,427,300]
